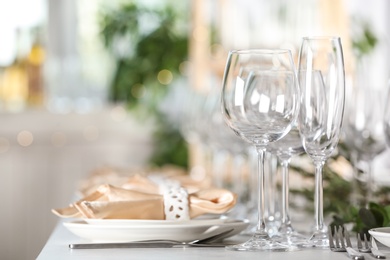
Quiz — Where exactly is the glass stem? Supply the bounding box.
[314,161,325,231]
[280,159,291,227]
[366,161,373,207]
[266,154,278,221]
[255,146,268,236]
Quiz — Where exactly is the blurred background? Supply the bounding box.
[1,0,390,259]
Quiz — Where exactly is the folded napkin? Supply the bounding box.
[78,165,212,196]
[52,176,237,220]
[77,166,133,196]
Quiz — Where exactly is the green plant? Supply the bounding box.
[100,2,188,111]
[99,2,189,167]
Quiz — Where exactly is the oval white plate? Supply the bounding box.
[369,227,390,247]
[64,218,249,242]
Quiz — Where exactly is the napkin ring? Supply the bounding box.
[163,187,190,221]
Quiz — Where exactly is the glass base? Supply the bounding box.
[308,229,329,248]
[226,233,297,252]
[272,230,312,248]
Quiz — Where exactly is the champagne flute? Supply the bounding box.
[221,49,299,251]
[297,36,345,247]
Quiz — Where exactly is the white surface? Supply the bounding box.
[63,218,249,242]
[37,220,390,260]
[369,227,390,247]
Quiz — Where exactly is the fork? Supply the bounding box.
[357,234,370,253]
[69,228,234,249]
[357,233,386,259]
[329,226,365,260]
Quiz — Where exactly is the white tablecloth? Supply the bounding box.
[37,220,389,260]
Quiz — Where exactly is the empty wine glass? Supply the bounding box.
[221,49,299,251]
[344,83,387,205]
[268,125,309,247]
[297,36,345,248]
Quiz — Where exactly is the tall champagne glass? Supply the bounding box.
[297,37,345,247]
[221,49,299,251]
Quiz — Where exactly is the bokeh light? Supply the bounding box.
[157,69,173,85]
[17,130,34,147]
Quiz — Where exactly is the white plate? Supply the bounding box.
[369,227,390,247]
[83,218,227,226]
[64,218,249,242]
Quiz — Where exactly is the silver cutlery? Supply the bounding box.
[69,228,234,249]
[357,233,386,259]
[357,234,370,253]
[329,226,365,260]
[371,235,387,259]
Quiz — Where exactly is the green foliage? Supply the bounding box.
[352,20,378,59]
[99,2,188,111]
[290,156,353,215]
[149,117,188,168]
[330,202,390,237]
[291,150,390,238]
[99,2,189,168]
[100,3,140,48]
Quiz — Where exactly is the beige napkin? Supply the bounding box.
[52,182,237,220]
[78,165,211,196]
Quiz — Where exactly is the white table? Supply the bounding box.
[37,220,385,260]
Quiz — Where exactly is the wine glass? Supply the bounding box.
[268,125,310,247]
[221,49,299,251]
[344,83,387,205]
[297,36,345,247]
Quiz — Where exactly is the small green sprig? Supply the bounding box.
[351,19,378,59]
[330,202,390,237]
